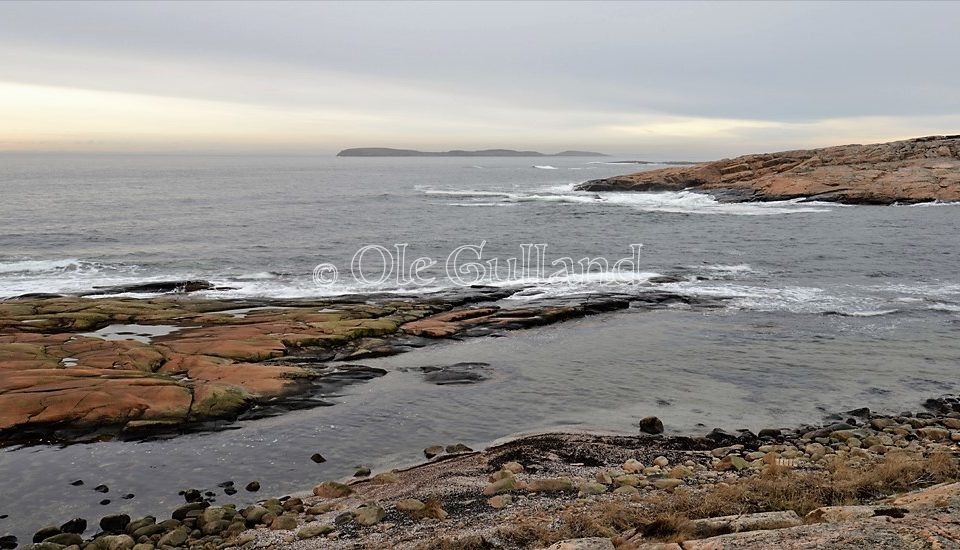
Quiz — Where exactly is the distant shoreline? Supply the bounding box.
[336,147,607,157]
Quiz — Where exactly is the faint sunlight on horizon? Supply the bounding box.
[1,1,958,158]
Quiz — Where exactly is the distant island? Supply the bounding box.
[337,147,607,157]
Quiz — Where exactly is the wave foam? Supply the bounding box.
[0,258,85,274]
[419,185,837,216]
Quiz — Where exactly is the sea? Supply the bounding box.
[1,153,959,539]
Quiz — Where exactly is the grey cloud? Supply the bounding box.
[2,1,959,122]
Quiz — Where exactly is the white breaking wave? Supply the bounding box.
[686,264,755,276]
[0,258,149,297]
[419,185,838,216]
[235,271,283,280]
[840,309,900,317]
[532,165,558,170]
[422,189,515,198]
[929,303,960,313]
[444,202,514,207]
[0,258,85,274]
[660,282,894,316]
[904,200,960,207]
[868,282,960,298]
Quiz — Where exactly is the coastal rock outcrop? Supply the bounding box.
[578,135,960,204]
[0,288,726,445]
[0,297,431,444]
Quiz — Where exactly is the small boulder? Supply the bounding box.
[353,503,386,526]
[639,416,664,435]
[579,482,607,495]
[483,477,517,496]
[423,445,444,459]
[41,534,83,546]
[99,514,130,534]
[370,471,400,484]
[157,527,189,547]
[313,481,353,498]
[527,478,574,493]
[59,519,86,534]
[488,495,513,508]
[653,478,683,491]
[241,505,270,524]
[98,534,136,550]
[395,499,426,513]
[33,528,61,544]
[614,475,644,487]
[270,515,299,531]
[297,523,334,539]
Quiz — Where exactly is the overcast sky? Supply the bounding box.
[1,1,958,158]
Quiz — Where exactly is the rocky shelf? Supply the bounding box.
[577,135,960,205]
[0,285,718,446]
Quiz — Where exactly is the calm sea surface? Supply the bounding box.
[0,154,958,539]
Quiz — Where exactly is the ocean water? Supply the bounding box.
[1,154,959,539]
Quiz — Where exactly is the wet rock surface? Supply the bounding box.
[414,362,493,385]
[579,135,960,205]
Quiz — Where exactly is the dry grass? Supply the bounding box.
[420,451,959,549]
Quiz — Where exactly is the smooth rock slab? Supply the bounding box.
[687,511,802,538]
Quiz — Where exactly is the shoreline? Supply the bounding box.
[3,283,960,548]
[0,284,716,447]
[8,398,960,549]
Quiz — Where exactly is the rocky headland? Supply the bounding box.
[578,135,960,205]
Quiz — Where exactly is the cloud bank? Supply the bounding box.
[1,1,957,157]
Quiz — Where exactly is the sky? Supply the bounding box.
[1,1,958,158]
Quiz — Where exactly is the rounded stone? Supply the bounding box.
[639,416,665,435]
[59,519,87,534]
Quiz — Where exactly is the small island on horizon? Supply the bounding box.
[336,147,608,157]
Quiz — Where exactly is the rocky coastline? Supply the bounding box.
[4,286,960,549]
[7,398,960,549]
[577,135,960,205]
[0,283,715,446]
